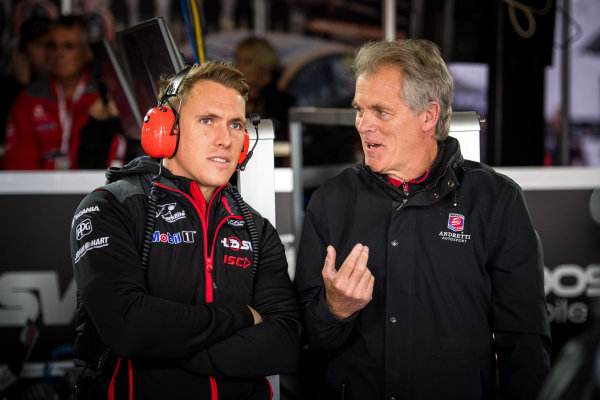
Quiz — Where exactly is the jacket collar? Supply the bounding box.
[105,155,229,202]
[362,136,464,206]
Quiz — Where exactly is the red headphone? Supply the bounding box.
[141,66,250,167]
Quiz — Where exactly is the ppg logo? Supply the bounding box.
[76,219,93,240]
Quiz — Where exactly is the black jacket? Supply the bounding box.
[295,137,551,400]
[70,157,301,399]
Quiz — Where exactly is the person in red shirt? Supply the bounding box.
[2,15,121,170]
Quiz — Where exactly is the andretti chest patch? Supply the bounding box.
[439,213,471,243]
[448,213,465,232]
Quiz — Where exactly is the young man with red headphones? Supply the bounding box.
[69,61,301,399]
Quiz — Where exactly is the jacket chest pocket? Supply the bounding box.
[215,248,255,305]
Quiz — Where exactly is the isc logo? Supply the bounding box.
[224,255,251,269]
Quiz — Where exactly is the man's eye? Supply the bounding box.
[200,118,211,125]
[354,108,363,116]
[231,122,242,130]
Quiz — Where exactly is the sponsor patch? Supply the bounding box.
[35,122,58,133]
[438,230,471,243]
[439,213,471,243]
[152,230,196,244]
[224,255,252,269]
[447,213,465,232]
[74,236,109,263]
[33,105,46,119]
[75,219,93,240]
[221,236,253,252]
[72,205,100,227]
[226,219,245,227]
[156,203,186,223]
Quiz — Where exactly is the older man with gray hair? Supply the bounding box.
[295,39,550,400]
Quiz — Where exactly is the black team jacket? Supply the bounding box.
[295,137,551,400]
[70,157,301,399]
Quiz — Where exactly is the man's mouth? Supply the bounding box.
[209,157,228,163]
[367,143,380,150]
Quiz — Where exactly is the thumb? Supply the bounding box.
[322,246,337,279]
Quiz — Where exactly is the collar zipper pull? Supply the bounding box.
[207,258,217,289]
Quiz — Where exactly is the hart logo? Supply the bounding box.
[74,236,110,263]
[448,213,465,232]
[221,236,253,252]
[156,203,186,223]
[76,219,93,240]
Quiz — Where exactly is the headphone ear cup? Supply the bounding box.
[238,130,250,166]
[141,106,179,158]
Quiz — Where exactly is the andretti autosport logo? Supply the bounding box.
[447,213,465,232]
[439,213,471,244]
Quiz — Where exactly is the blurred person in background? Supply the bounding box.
[11,0,58,34]
[73,0,115,42]
[0,15,51,158]
[234,36,295,143]
[2,14,125,170]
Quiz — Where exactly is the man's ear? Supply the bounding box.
[422,101,440,133]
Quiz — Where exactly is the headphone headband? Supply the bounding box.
[159,66,192,106]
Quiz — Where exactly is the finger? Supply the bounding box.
[366,275,375,298]
[349,246,369,276]
[347,246,369,287]
[321,245,337,279]
[336,243,364,279]
[357,268,374,295]
[344,252,371,295]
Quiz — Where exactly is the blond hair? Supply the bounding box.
[158,61,250,109]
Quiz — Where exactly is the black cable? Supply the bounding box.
[227,184,261,280]
[141,161,163,273]
[95,347,112,374]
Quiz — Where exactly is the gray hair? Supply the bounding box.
[353,39,454,140]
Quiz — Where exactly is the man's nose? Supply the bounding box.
[357,113,374,134]
[215,124,232,146]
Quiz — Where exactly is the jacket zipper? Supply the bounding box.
[155,183,228,400]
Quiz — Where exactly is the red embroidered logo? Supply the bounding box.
[224,255,252,269]
[448,213,465,232]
